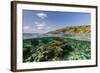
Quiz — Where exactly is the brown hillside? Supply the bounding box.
[48,25,90,34]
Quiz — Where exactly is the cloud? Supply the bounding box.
[36,12,47,19]
[37,26,44,30]
[36,24,44,30]
[35,22,44,26]
[35,21,45,30]
[23,26,30,30]
[35,22,45,26]
[34,21,52,33]
[47,26,51,29]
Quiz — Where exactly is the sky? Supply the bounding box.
[22,10,91,33]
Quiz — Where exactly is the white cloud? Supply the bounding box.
[36,24,44,30]
[35,21,45,30]
[47,26,51,29]
[34,22,39,25]
[36,24,44,27]
[37,26,44,30]
[36,12,47,19]
[23,26,30,30]
[35,22,45,27]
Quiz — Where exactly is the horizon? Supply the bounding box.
[23,25,90,34]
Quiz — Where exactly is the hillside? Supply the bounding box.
[48,25,90,34]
